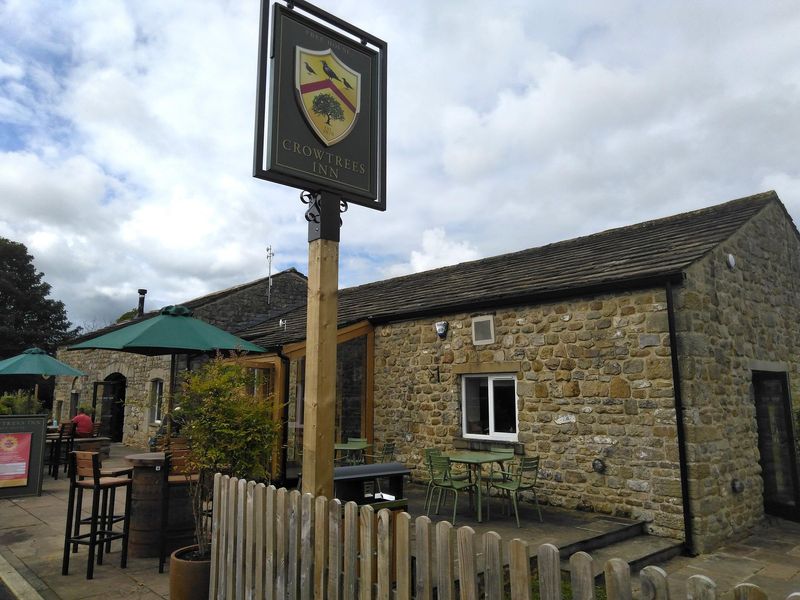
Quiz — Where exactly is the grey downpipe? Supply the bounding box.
[666,280,695,555]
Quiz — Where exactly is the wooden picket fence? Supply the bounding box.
[208,473,800,600]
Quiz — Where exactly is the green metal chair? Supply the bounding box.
[427,455,476,525]
[487,456,542,527]
[484,444,515,493]
[364,441,396,463]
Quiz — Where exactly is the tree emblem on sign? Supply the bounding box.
[295,47,360,146]
[312,93,345,126]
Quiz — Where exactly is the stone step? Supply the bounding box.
[558,517,648,558]
[561,534,684,582]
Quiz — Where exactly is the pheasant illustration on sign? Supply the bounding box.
[295,47,361,146]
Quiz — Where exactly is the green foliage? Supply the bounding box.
[0,390,45,415]
[116,308,138,323]
[177,355,278,482]
[0,237,81,357]
[312,92,345,125]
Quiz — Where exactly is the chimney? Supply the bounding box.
[137,289,147,317]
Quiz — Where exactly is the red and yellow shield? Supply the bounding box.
[295,47,360,146]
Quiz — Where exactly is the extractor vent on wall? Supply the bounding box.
[471,315,495,345]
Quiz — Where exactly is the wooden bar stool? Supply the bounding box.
[159,443,199,573]
[62,451,132,579]
[70,442,133,555]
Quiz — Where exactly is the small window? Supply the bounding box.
[472,315,495,345]
[462,374,518,441]
[149,379,164,425]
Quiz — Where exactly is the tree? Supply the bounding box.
[0,238,80,358]
[312,92,345,125]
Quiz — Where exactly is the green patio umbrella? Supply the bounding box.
[68,305,265,436]
[0,348,85,377]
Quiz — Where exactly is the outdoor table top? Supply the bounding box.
[335,440,371,451]
[333,461,410,480]
[447,450,513,464]
[125,451,165,467]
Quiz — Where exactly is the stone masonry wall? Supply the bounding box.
[53,350,170,448]
[373,289,684,539]
[53,271,308,449]
[675,201,800,552]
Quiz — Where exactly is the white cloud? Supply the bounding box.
[1,0,799,329]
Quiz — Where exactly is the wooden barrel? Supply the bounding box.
[126,453,195,558]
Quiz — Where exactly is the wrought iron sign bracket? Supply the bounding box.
[302,190,347,242]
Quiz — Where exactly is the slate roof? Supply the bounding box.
[242,191,784,349]
[67,268,306,345]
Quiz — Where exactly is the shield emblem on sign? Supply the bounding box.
[295,47,361,146]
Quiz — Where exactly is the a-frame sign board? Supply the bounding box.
[254,0,387,498]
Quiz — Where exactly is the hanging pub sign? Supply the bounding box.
[253,0,387,211]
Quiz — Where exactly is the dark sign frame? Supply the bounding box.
[0,415,47,499]
[253,0,387,211]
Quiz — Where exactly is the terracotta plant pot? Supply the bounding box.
[169,545,210,600]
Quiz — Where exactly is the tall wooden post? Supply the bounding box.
[301,193,340,498]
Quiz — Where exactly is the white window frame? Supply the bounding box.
[149,379,164,425]
[461,373,519,442]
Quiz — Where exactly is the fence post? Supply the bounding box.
[376,509,391,600]
[395,512,412,600]
[640,565,669,600]
[539,543,562,600]
[734,583,767,600]
[288,490,302,600]
[209,473,222,599]
[570,551,595,600]
[343,501,359,600]
[436,521,455,600]
[275,487,288,598]
[225,477,238,600]
[604,557,632,600]
[300,492,315,600]
[359,504,375,600]
[457,526,479,600]
[235,478,247,600]
[244,480,256,600]
[687,574,716,600]
[254,484,266,600]
[314,495,328,600]
[264,485,277,600]
[509,539,531,600]
[415,516,433,600]
[484,531,503,600]
[327,498,343,600]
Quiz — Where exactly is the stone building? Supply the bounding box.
[54,269,307,448]
[241,191,800,553]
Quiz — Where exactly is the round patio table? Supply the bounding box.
[125,452,194,558]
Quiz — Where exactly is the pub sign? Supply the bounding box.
[254,1,387,210]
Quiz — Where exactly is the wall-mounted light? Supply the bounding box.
[435,321,449,339]
[592,458,606,474]
[731,478,744,494]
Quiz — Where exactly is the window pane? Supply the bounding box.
[464,377,489,435]
[492,379,516,434]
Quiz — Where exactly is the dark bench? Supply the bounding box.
[333,462,411,509]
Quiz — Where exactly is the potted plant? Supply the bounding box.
[168,355,278,599]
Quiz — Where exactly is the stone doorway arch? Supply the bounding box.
[94,373,127,442]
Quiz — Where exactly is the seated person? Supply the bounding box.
[71,408,94,438]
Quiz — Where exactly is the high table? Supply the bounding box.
[447,450,513,523]
[124,452,194,558]
[334,440,371,464]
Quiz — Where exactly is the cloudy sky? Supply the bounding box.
[2,1,799,330]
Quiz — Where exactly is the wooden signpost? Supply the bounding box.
[254,0,387,497]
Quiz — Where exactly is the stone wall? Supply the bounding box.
[675,201,800,552]
[54,271,308,449]
[53,350,170,448]
[373,288,684,539]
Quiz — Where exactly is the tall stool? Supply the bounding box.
[159,443,199,572]
[62,451,132,579]
[71,441,133,554]
[50,422,75,480]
